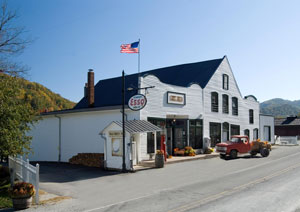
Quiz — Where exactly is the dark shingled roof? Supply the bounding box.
[74,57,224,109]
[275,116,300,126]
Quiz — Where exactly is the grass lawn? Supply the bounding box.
[0,165,12,209]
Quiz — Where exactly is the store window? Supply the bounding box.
[232,97,238,116]
[223,74,229,90]
[244,129,250,139]
[249,109,254,124]
[222,94,229,114]
[253,128,259,140]
[147,118,166,153]
[189,120,203,149]
[211,92,219,112]
[231,124,240,136]
[222,122,229,142]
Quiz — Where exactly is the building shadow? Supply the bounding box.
[222,155,262,160]
[30,162,120,183]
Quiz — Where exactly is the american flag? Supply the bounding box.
[120,41,139,53]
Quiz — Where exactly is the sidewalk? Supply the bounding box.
[134,153,219,171]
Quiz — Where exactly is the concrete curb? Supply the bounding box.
[133,153,219,172]
[166,154,219,165]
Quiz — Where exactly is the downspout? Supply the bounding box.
[100,133,107,169]
[54,115,61,162]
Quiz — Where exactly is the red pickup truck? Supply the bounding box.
[216,135,271,159]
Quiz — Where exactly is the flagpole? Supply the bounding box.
[138,38,141,90]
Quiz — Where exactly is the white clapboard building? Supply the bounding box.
[28,56,271,169]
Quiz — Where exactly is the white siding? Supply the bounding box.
[203,57,259,140]
[259,115,275,144]
[28,117,59,161]
[140,75,203,120]
[29,109,139,162]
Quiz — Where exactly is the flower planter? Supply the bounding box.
[12,196,32,210]
[155,154,164,168]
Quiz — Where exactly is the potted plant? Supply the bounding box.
[184,146,196,156]
[8,182,35,210]
[155,150,165,168]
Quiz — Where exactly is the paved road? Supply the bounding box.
[26,146,300,212]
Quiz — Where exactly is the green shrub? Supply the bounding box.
[0,166,10,179]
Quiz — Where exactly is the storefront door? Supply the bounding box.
[167,128,172,156]
[210,122,221,147]
[167,119,187,154]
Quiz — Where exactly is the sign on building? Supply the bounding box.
[128,94,147,111]
[167,92,186,105]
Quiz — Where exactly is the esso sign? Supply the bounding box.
[128,94,147,111]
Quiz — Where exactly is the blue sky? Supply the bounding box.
[9,0,300,103]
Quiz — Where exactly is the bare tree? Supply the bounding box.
[0,1,31,76]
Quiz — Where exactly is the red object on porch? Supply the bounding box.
[161,135,167,161]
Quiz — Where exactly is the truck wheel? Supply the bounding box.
[220,154,226,159]
[230,150,238,159]
[260,148,270,157]
[250,151,257,157]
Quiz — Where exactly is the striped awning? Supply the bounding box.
[113,120,162,134]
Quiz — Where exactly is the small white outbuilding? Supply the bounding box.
[100,120,162,171]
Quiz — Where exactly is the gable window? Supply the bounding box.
[249,109,254,124]
[223,74,229,90]
[211,92,219,112]
[232,97,238,116]
[222,94,229,114]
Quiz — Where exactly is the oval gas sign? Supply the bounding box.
[128,94,147,111]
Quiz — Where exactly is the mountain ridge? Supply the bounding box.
[260,98,300,117]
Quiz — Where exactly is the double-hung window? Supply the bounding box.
[249,109,254,124]
[211,92,219,112]
[222,94,229,114]
[232,97,238,116]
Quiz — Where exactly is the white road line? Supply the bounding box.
[227,151,300,176]
[83,150,300,212]
[83,193,156,212]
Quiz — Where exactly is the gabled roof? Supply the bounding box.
[275,116,300,126]
[74,57,224,109]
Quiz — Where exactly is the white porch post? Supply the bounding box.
[187,120,190,146]
[154,132,157,153]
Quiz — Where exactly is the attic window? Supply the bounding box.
[223,74,229,90]
[232,97,238,116]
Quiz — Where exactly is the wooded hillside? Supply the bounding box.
[0,73,75,114]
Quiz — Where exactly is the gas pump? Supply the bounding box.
[161,134,167,161]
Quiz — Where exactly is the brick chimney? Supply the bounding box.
[87,69,94,107]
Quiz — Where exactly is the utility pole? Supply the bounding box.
[122,70,126,172]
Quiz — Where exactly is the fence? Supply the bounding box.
[275,136,299,145]
[8,156,39,204]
